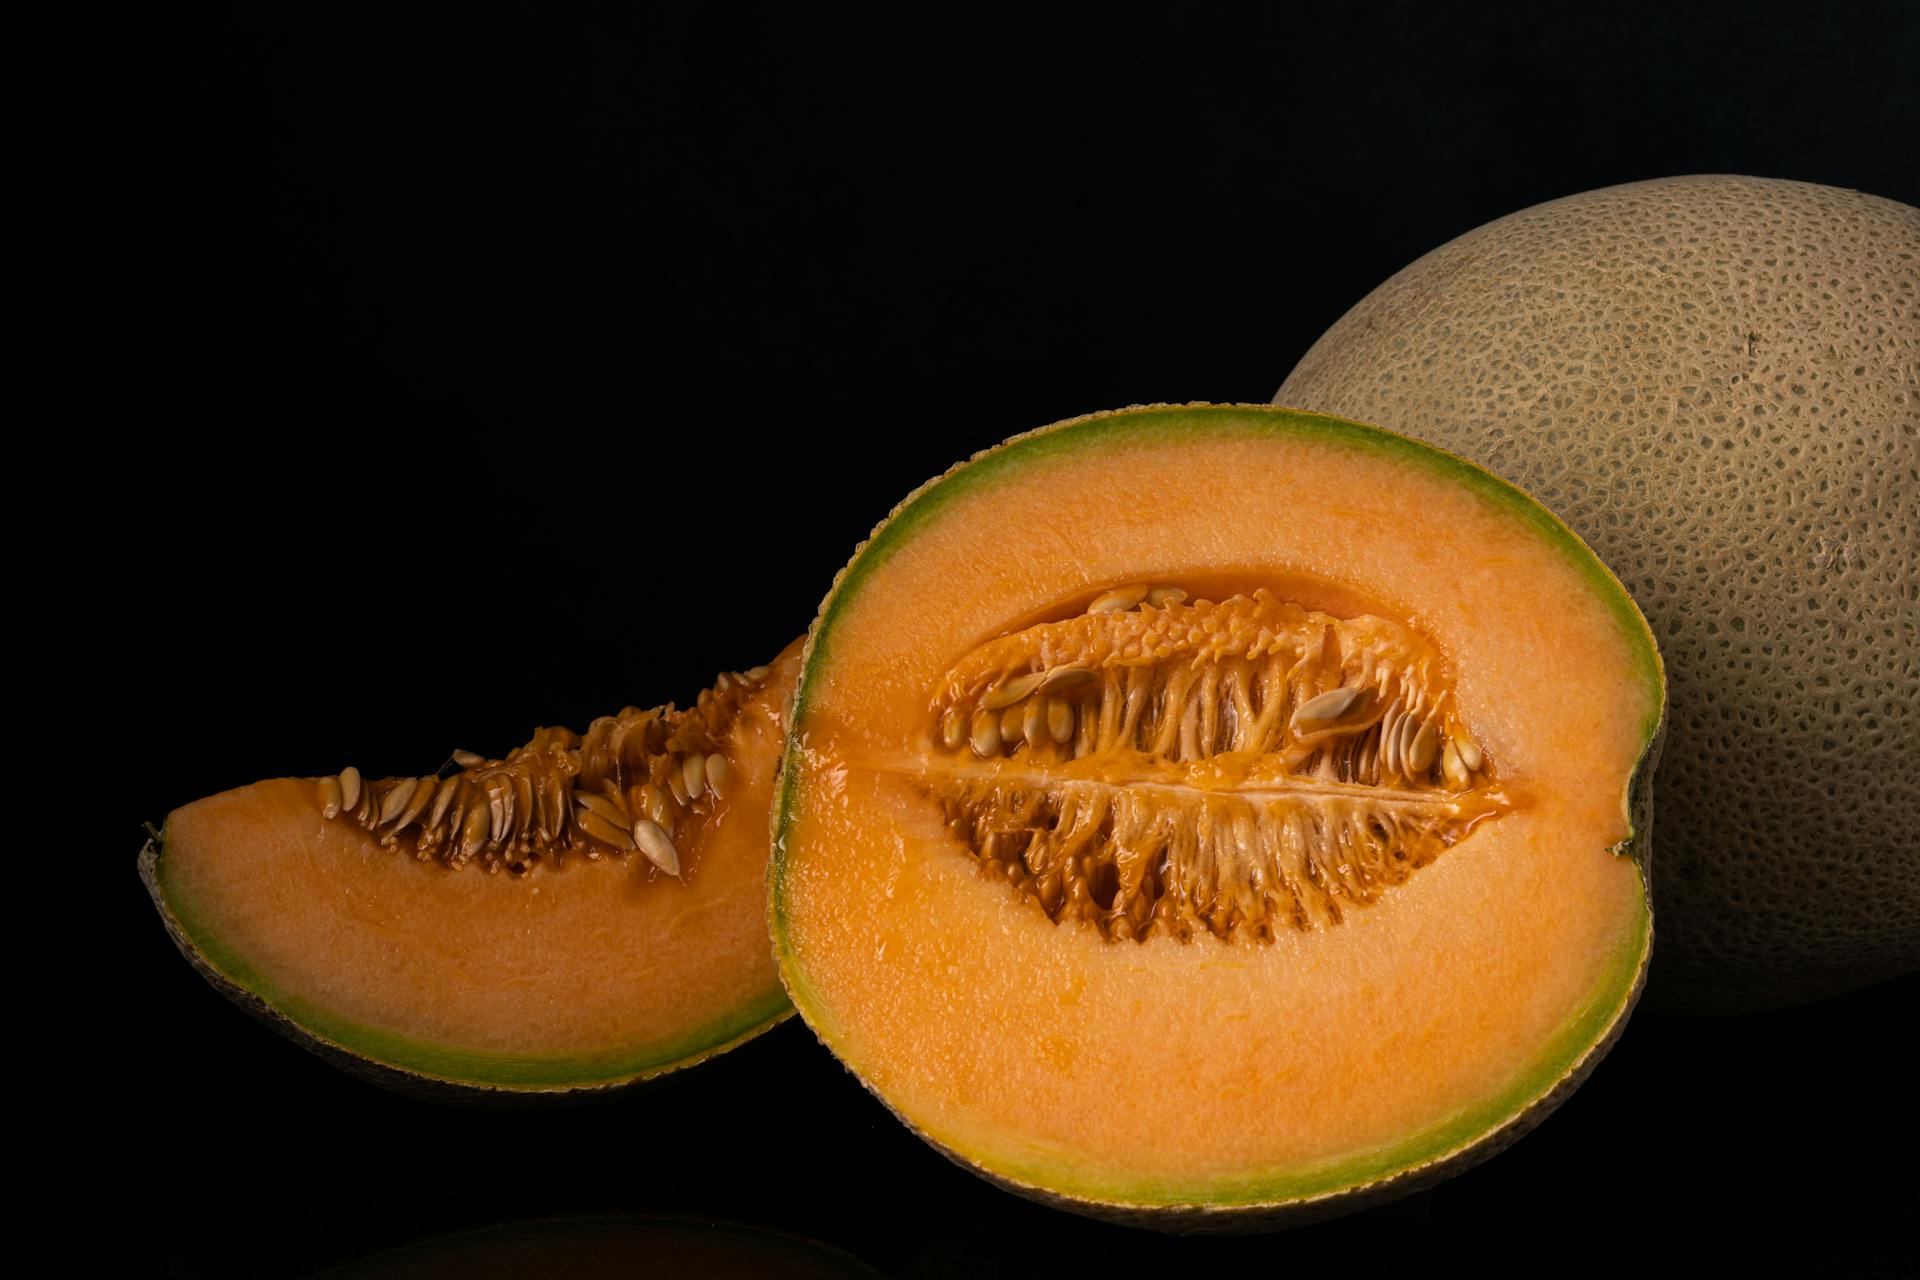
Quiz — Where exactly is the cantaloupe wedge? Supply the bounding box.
[771,405,1664,1227]
[141,639,804,1100]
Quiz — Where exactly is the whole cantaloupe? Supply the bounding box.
[1277,175,1918,1015]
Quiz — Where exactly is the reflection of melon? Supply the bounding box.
[773,405,1663,1226]
[326,1217,880,1279]
[141,640,804,1099]
[1279,176,1919,1013]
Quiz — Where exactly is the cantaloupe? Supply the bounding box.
[1277,175,1918,1013]
[141,639,803,1099]
[771,405,1664,1227]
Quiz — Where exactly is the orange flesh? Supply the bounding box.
[157,640,802,1086]
[776,418,1656,1198]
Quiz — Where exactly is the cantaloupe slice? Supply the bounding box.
[771,405,1664,1226]
[142,638,803,1099]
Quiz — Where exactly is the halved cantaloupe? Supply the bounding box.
[142,638,804,1100]
[771,405,1663,1227]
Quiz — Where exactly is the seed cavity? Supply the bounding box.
[319,663,766,879]
[920,586,1503,944]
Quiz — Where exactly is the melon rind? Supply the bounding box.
[769,402,1664,1227]
[1277,175,1918,1013]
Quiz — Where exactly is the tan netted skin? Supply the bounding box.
[1277,175,1918,1014]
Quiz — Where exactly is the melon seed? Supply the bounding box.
[486,780,509,843]
[634,819,681,876]
[536,776,561,842]
[575,790,629,830]
[705,752,733,800]
[970,708,1002,757]
[1292,686,1370,733]
[1089,584,1150,613]
[631,782,675,835]
[983,670,1047,711]
[1401,710,1426,776]
[940,707,967,749]
[378,777,419,827]
[319,775,343,820]
[1000,701,1027,746]
[427,775,459,832]
[575,806,635,851]
[1047,696,1075,743]
[459,804,491,861]
[1022,697,1048,747]
[1408,719,1439,774]
[392,776,438,832]
[1380,701,1404,776]
[1037,666,1098,697]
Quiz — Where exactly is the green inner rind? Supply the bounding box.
[156,833,790,1090]
[771,403,1662,1207]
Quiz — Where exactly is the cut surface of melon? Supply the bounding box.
[771,406,1662,1220]
[145,639,803,1096]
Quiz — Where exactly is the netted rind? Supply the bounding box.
[1279,175,1920,1012]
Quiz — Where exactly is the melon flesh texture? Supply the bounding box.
[152,640,802,1093]
[773,407,1661,1214]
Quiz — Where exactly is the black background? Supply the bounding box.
[35,4,1917,1275]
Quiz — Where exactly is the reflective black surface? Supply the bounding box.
[120,963,1916,1274]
